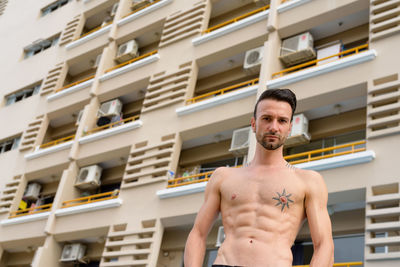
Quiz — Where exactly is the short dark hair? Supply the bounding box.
[253,89,297,121]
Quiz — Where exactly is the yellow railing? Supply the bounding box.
[105,50,158,73]
[76,21,113,41]
[84,115,140,136]
[272,44,369,78]
[55,75,95,93]
[284,140,366,165]
[203,5,270,34]
[39,134,76,149]
[9,203,53,218]
[122,0,162,19]
[167,141,366,188]
[294,262,363,267]
[62,190,119,208]
[186,78,259,105]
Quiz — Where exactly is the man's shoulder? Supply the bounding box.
[295,168,324,187]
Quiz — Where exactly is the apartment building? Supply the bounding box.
[0,0,399,266]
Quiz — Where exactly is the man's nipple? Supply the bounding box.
[231,194,237,200]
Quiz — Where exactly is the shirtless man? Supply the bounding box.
[184,89,334,267]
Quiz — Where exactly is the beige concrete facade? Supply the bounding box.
[0,0,399,266]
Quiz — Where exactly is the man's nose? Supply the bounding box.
[268,119,279,132]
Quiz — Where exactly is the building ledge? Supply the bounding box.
[66,24,112,50]
[55,198,122,217]
[117,0,173,27]
[157,150,375,199]
[99,54,159,82]
[266,50,377,89]
[366,251,400,261]
[0,212,50,226]
[79,120,143,145]
[176,85,258,116]
[25,141,73,160]
[192,9,269,46]
[277,0,311,13]
[47,78,94,101]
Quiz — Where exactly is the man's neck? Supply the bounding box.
[249,143,287,168]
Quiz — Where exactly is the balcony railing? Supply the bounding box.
[84,115,140,136]
[203,5,270,34]
[272,44,369,78]
[39,134,76,149]
[285,140,366,165]
[122,0,162,19]
[9,203,53,218]
[105,50,158,73]
[55,75,95,93]
[61,190,119,208]
[76,21,113,41]
[294,262,363,267]
[186,78,259,105]
[167,141,366,188]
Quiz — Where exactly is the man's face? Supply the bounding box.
[251,99,292,150]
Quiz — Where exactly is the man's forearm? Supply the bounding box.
[184,230,207,267]
[310,243,334,267]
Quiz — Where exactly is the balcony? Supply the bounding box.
[268,44,376,89]
[56,191,122,217]
[100,50,159,82]
[25,135,75,160]
[176,78,259,116]
[48,75,94,101]
[117,0,173,27]
[0,204,53,226]
[278,0,311,13]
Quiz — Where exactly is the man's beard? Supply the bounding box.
[256,132,285,151]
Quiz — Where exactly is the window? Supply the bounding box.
[5,83,41,106]
[24,35,60,59]
[41,0,71,16]
[0,136,21,154]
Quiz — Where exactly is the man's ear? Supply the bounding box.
[251,117,256,133]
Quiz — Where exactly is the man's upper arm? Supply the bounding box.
[305,171,333,248]
[191,168,224,238]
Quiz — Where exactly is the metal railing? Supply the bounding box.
[55,75,95,93]
[84,115,140,136]
[294,262,363,267]
[39,134,76,149]
[272,44,369,78]
[203,5,270,34]
[284,140,366,165]
[76,21,113,41]
[62,190,120,208]
[167,141,366,188]
[9,203,53,218]
[122,0,162,19]
[186,78,259,105]
[105,50,158,73]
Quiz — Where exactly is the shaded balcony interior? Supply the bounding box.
[62,156,128,208]
[274,8,370,78]
[109,22,163,69]
[11,173,62,218]
[0,241,43,267]
[192,46,263,104]
[59,51,103,92]
[55,232,107,267]
[79,0,119,39]
[86,88,146,135]
[122,0,163,18]
[206,0,271,33]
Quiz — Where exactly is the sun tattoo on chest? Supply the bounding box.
[272,189,294,212]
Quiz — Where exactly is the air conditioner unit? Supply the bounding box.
[131,0,153,11]
[285,113,311,147]
[110,3,119,17]
[98,99,122,118]
[243,46,263,74]
[60,243,86,262]
[279,32,316,67]
[101,16,113,27]
[229,127,251,155]
[75,110,84,127]
[23,183,41,201]
[215,226,225,247]
[75,165,102,190]
[115,40,139,64]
